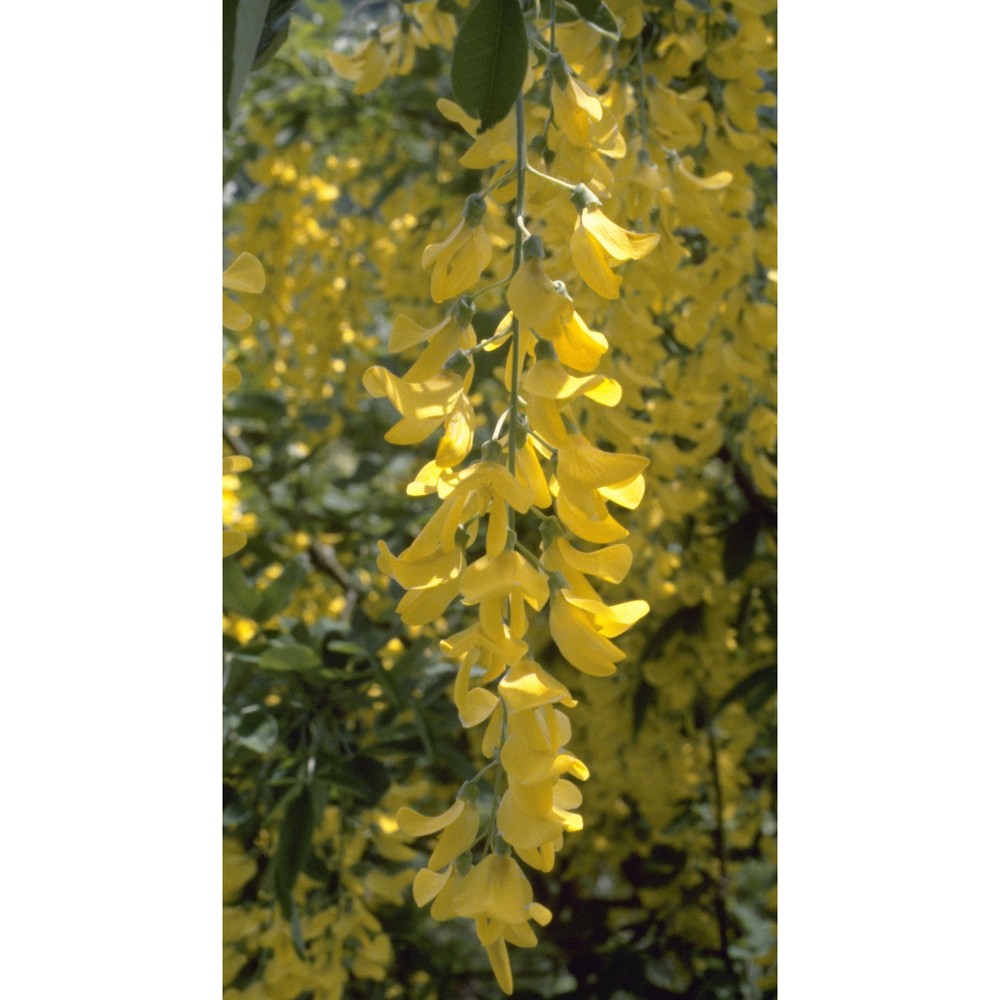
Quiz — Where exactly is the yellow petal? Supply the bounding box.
[222,252,265,293]
[222,530,247,558]
[452,854,533,924]
[507,258,574,332]
[223,455,252,475]
[413,866,452,907]
[485,937,514,996]
[580,208,659,262]
[550,590,623,675]
[428,800,481,870]
[570,222,621,299]
[499,660,576,713]
[223,295,253,331]
[522,358,621,404]
[397,799,465,837]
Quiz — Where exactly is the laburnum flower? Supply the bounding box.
[327,38,390,95]
[429,854,553,996]
[496,703,589,870]
[541,535,634,602]
[377,538,465,627]
[398,794,481,883]
[553,432,648,543]
[568,188,661,299]
[550,587,649,676]
[409,0,458,49]
[436,98,516,171]
[506,246,574,334]
[550,57,603,147]
[422,195,492,303]
[521,343,622,448]
[362,359,473,447]
[222,252,265,331]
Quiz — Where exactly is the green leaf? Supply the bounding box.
[327,754,390,806]
[252,0,297,70]
[236,714,279,753]
[225,391,286,423]
[256,559,307,621]
[716,666,777,714]
[722,510,761,580]
[259,643,321,672]
[223,559,261,618]
[273,786,315,918]
[224,0,298,129]
[565,0,620,40]
[224,0,270,130]
[451,0,528,131]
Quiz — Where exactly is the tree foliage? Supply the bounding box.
[223,0,776,996]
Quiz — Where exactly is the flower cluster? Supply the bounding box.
[354,13,673,994]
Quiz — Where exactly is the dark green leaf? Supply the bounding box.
[723,510,761,580]
[288,899,307,960]
[327,754,390,806]
[236,714,279,753]
[273,786,315,918]
[252,0,298,70]
[565,0,620,39]
[631,678,656,736]
[224,0,270,130]
[256,559,307,621]
[259,643,321,672]
[716,666,777,714]
[451,0,528,131]
[223,559,261,618]
[225,391,286,423]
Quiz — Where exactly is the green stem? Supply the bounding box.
[526,162,577,191]
[515,541,545,572]
[506,92,527,482]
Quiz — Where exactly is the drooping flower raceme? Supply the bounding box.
[358,10,662,995]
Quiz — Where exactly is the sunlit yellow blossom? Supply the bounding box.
[362,365,472,446]
[422,200,492,302]
[570,204,660,299]
[551,71,603,146]
[327,39,390,95]
[507,257,574,332]
[376,540,465,627]
[223,252,265,331]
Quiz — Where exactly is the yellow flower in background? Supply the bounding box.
[327,38,390,95]
[222,252,265,331]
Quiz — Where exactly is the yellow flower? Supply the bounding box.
[550,432,648,541]
[569,202,660,299]
[422,196,492,302]
[398,795,481,873]
[439,854,554,995]
[362,365,472,446]
[506,256,574,333]
[327,39,390,95]
[222,252,265,331]
[551,69,603,147]
[376,540,465,627]
[549,589,649,676]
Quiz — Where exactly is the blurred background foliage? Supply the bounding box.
[223,0,776,996]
